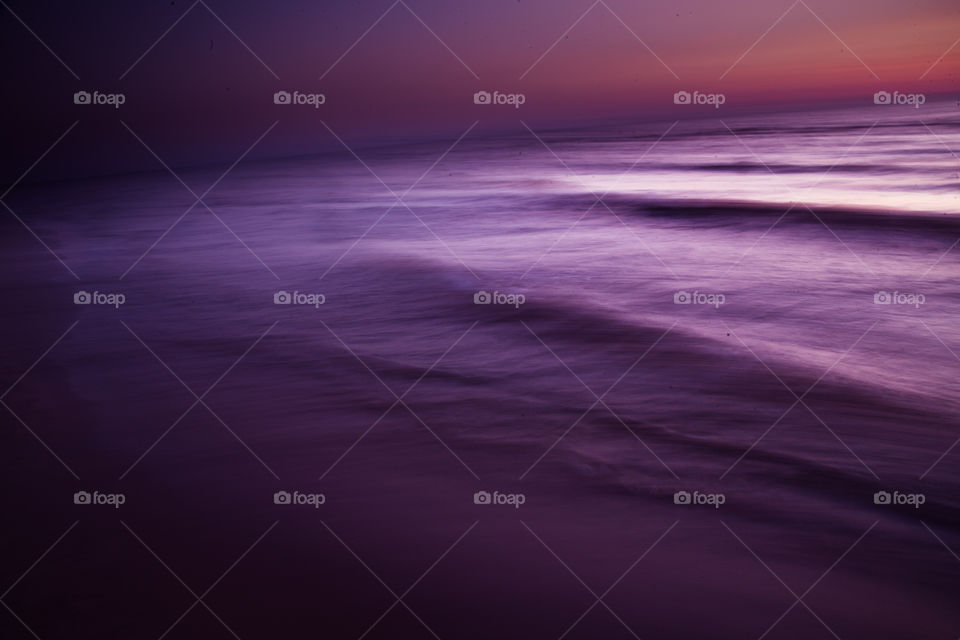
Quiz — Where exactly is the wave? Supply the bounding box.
[575,197,960,231]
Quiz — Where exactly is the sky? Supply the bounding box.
[1,0,958,181]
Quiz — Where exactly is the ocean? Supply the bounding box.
[2,101,959,638]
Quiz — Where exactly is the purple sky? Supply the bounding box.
[2,0,958,179]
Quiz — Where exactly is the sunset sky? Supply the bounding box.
[2,0,958,178]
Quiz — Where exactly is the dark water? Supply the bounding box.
[2,104,959,638]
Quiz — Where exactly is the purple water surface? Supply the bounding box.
[2,104,959,638]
